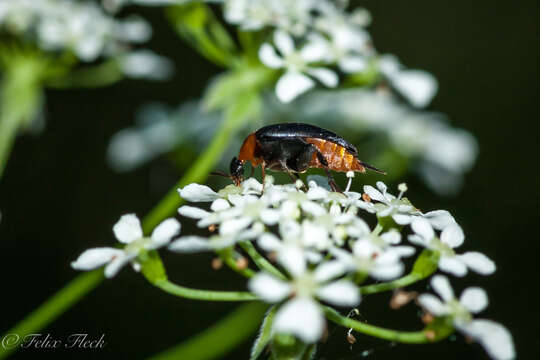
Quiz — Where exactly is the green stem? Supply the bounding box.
[45,59,122,89]
[218,248,256,278]
[154,279,257,301]
[0,271,103,359]
[324,306,453,344]
[359,273,422,295]
[150,302,268,360]
[239,241,286,281]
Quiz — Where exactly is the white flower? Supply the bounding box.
[331,230,414,280]
[71,214,180,278]
[249,249,359,343]
[418,276,515,360]
[359,181,420,225]
[259,29,338,103]
[379,54,438,108]
[121,50,174,80]
[409,218,496,277]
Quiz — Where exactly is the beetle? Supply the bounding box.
[223,123,385,192]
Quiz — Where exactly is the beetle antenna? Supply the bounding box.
[361,162,387,175]
[210,170,230,178]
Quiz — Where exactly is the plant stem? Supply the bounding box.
[218,248,256,278]
[239,241,287,280]
[154,280,257,301]
[324,306,453,344]
[150,302,268,360]
[359,273,422,295]
[0,270,103,359]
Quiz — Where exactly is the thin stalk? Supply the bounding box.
[154,280,257,301]
[360,273,422,295]
[239,241,286,281]
[324,306,453,344]
[150,302,268,360]
[218,248,256,278]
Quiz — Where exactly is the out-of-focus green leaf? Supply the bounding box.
[412,249,440,279]
[166,3,237,67]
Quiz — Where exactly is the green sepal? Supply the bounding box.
[140,250,168,284]
[411,249,440,279]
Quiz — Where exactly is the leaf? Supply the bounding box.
[250,305,277,360]
[411,249,440,279]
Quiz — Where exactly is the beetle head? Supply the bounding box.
[229,157,244,186]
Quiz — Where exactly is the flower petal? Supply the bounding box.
[274,29,294,55]
[150,218,181,248]
[313,261,346,283]
[71,248,123,271]
[305,67,338,88]
[440,223,464,248]
[178,184,219,202]
[104,253,135,278]
[168,236,213,253]
[431,275,455,302]
[300,38,327,62]
[411,217,435,242]
[391,69,438,108]
[362,185,386,202]
[113,214,143,243]
[220,217,252,235]
[275,71,315,103]
[273,297,325,343]
[392,213,412,225]
[178,205,210,219]
[278,245,306,277]
[439,256,468,277]
[460,287,488,314]
[423,210,456,230]
[248,273,291,303]
[460,252,496,275]
[417,294,449,316]
[259,43,284,68]
[316,280,360,306]
[211,198,230,212]
[258,233,282,252]
[457,320,515,360]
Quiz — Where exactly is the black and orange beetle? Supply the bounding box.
[223,123,385,192]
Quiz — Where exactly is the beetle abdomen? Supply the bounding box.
[304,138,366,173]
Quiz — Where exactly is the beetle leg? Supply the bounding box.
[314,149,342,193]
[261,161,266,192]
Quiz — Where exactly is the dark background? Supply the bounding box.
[1,1,538,359]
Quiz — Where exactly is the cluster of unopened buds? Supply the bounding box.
[72,175,515,359]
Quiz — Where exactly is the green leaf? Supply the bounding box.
[166,3,237,67]
[411,249,440,279]
[250,305,277,360]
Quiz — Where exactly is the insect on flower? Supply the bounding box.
[216,123,385,192]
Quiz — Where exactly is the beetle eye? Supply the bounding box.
[230,157,243,178]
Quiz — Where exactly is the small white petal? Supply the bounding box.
[278,245,306,277]
[390,246,416,258]
[417,294,449,316]
[257,233,282,252]
[431,275,455,302]
[258,43,284,68]
[113,214,143,244]
[168,236,212,253]
[423,210,456,230]
[150,218,181,248]
[249,273,291,303]
[220,217,252,235]
[457,320,515,360]
[178,206,210,219]
[71,248,123,271]
[211,198,230,212]
[440,223,465,248]
[391,70,438,108]
[260,209,280,225]
[460,287,488,314]
[362,185,386,202]
[300,40,327,62]
[273,297,324,343]
[371,262,404,280]
[439,256,468,277]
[300,201,326,217]
[408,234,430,247]
[313,261,346,283]
[316,280,360,306]
[178,184,219,202]
[275,71,315,103]
[273,29,294,55]
[392,213,412,225]
[460,252,496,275]
[381,230,401,245]
[104,253,135,278]
[305,67,338,87]
[339,56,367,73]
[411,217,435,241]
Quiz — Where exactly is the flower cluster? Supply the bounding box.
[0,0,172,76]
[72,177,514,359]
